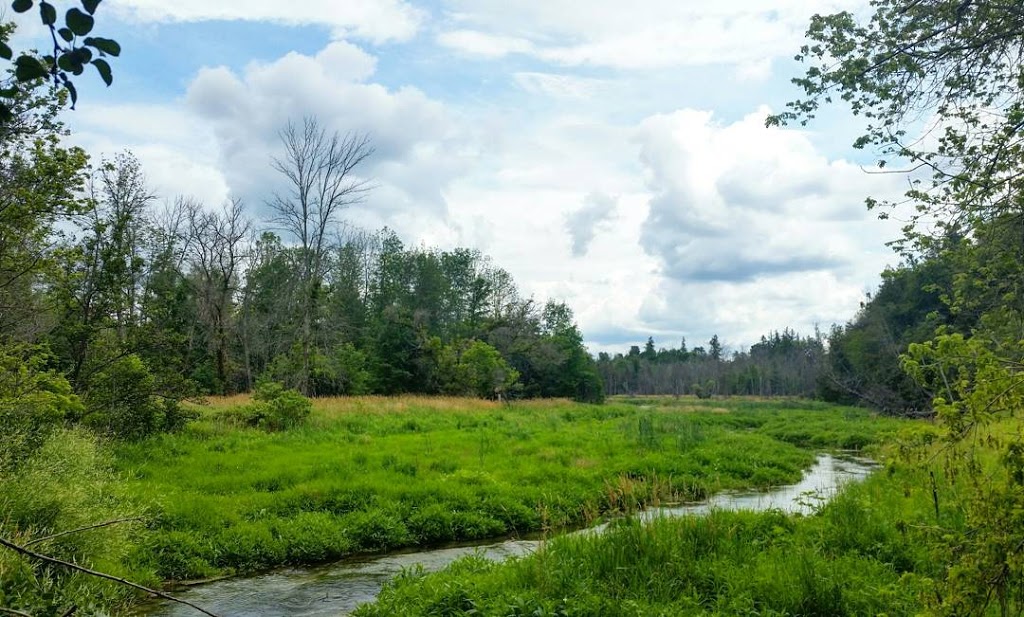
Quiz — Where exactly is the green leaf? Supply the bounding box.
[0,102,13,124]
[0,41,12,61]
[83,36,120,57]
[57,52,80,74]
[92,58,112,86]
[13,55,49,82]
[39,1,56,26]
[65,7,94,36]
[11,0,33,13]
[63,79,78,107]
[81,0,100,14]
[58,27,74,43]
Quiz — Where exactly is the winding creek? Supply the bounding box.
[142,454,876,617]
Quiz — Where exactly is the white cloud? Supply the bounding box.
[58,1,910,357]
[734,58,774,83]
[628,106,905,347]
[68,104,231,207]
[181,42,464,233]
[108,0,425,42]
[439,0,863,69]
[66,39,466,245]
[566,192,618,257]
[437,30,534,58]
[513,72,612,100]
[637,271,868,350]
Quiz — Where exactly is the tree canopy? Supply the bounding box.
[776,1,1024,611]
[769,0,1024,252]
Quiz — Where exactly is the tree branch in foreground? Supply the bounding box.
[0,536,222,617]
[24,518,144,548]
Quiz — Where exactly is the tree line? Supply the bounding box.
[596,331,825,399]
[1,93,602,443]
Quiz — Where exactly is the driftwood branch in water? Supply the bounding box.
[0,536,222,617]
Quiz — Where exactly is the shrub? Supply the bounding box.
[0,429,148,614]
[222,381,312,431]
[437,339,521,399]
[0,344,82,469]
[79,355,196,439]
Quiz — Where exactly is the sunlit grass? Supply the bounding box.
[112,397,906,582]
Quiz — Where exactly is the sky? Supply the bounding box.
[10,0,909,355]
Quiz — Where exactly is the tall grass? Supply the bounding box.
[356,449,949,616]
[111,396,904,581]
[0,429,154,615]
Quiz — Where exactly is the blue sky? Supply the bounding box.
[11,0,906,354]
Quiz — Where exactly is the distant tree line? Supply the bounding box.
[599,236,990,416]
[596,330,825,399]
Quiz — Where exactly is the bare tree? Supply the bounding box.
[269,117,374,393]
[186,198,252,392]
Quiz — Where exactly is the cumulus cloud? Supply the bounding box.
[68,104,231,207]
[109,0,425,43]
[635,107,894,283]
[626,106,905,347]
[438,0,864,69]
[60,1,910,357]
[566,192,618,257]
[181,41,465,231]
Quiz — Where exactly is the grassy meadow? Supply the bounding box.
[356,404,1024,617]
[111,395,905,584]
[356,471,936,617]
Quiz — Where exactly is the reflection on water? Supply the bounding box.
[141,454,875,617]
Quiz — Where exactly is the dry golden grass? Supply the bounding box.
[313,395,501,417]
[193,393,577,419]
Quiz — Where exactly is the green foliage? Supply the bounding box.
[769,1,1024,253]
[356,472,934,617]
[78,354,194,439]
[1,1,121,122]
[0,91,90,337]
[437,339,521,399]
[598,329,825,398]
[111,397,900,581]
[776,3,1024,611]
[325,343,372,395]
[0,344,81,468]
[0,429,150,615]
[223,381,313,431]
[820,257,963,414]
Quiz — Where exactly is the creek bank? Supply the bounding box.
[140,454,874,617]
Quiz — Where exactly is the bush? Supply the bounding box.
[437,339,521,399]
[79,355,196,439]
[222,381,312,431]
[0,344,82,469]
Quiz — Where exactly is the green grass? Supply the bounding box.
[110,395,904,582]
[0,429,154,615]
[355,445,952,617]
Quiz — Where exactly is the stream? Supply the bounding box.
[141,454,875,617]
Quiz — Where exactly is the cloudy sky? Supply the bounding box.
[13,0,908,354]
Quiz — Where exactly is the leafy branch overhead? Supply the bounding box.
[767,1,1024,254]
[0,0,120,122]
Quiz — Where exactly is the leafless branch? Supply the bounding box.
[24,518,144,548]
[0,536,222,617]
